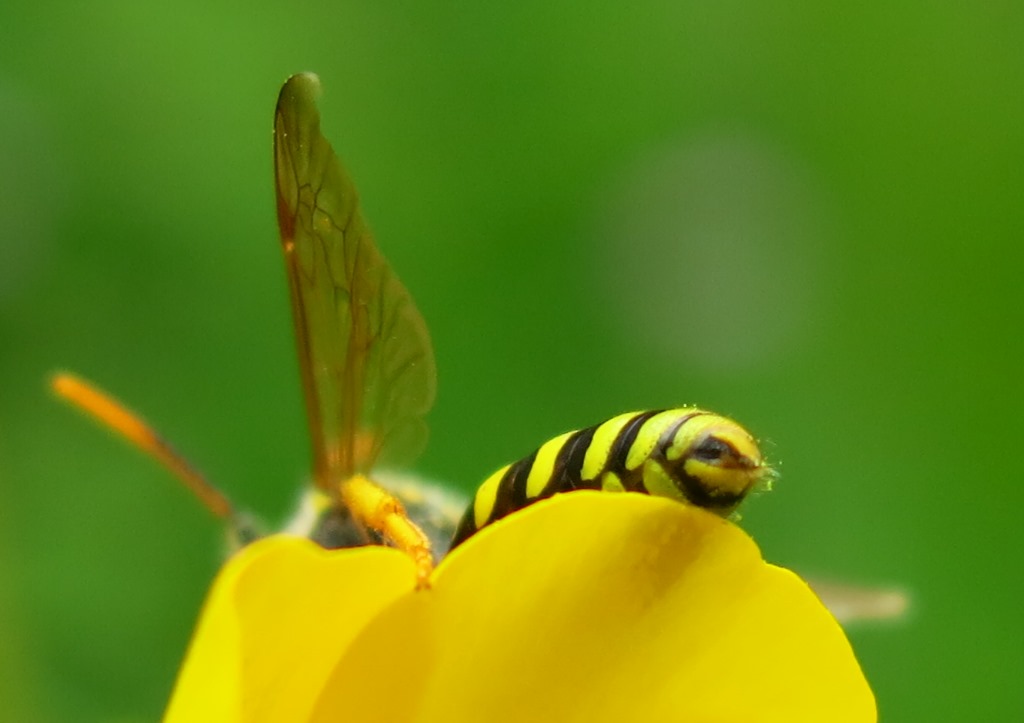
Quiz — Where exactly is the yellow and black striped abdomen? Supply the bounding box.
[450,408,773,549]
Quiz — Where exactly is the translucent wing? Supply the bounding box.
[807,579,910,625]
[273,73,436,490]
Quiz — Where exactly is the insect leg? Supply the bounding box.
[339,474,434,589]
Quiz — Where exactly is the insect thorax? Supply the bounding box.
[285,472,467,561]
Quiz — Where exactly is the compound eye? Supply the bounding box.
[692,436,731,464]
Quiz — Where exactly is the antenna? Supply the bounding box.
[51,372,235,521]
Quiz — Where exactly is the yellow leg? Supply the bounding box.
[340,474,434,589]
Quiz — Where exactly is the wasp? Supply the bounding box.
[53,75,906,623]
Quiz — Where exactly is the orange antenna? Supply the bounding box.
[51,372,234,520]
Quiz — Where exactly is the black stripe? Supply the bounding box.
[675,472,746,511]
[449,506,477,550]
[490,449,537,523]
[547,424,599,494]
[607,410,665,485]
[653,410,709,460]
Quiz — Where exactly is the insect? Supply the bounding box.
[52,74,907,623]
[450,408,774,548]
[53,73,439,586]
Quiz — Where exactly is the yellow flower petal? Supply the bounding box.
[312,493,875,722]
[163,536,416,723]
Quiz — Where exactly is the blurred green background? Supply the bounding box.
[1,2,1021,721]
